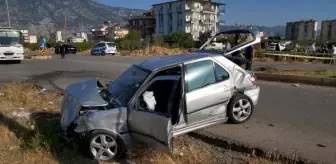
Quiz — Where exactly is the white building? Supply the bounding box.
[70,37,85,43]
[153,0,225,41]
[29,35,37,43]
[56,31,64,42]
[285,19,318,40]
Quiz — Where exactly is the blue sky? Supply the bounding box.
[95,0,335,26]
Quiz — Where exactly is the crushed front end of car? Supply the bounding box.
[58,78,128,142]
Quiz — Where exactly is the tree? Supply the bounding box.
[166,32,196,48]
[116,30,143,51]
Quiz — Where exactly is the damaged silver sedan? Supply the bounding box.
[59,29,261,161]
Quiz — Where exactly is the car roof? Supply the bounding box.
[135,53,220,71]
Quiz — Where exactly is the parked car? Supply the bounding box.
[91,42,117,56]
[59,29,261,161]
[55,44,77,54]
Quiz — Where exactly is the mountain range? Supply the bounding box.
[0,0,287,37]
[0,0,146,36]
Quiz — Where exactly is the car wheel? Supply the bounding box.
[88,130,126,161]
[227,94,254,124]
[101,51,106,56]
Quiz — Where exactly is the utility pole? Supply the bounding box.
[64,12,67,43]
[5,0,11,27]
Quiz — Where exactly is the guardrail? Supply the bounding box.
[262,52,336,64]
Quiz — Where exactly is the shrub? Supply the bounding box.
[23,43,40,51]
[166,32,196,48]
[72,42,96,52]
[116,30,144,51]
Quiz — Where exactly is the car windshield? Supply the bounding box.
[0,31,22,46]
[107,43,115,47]
[107,65,150,106]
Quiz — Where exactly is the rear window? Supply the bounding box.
[107,43,116,47]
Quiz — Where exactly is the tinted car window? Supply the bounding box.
[214,62,230,82]
[185,60,216,91]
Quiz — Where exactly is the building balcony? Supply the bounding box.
[201,19,216,24]
[202,6,216,13]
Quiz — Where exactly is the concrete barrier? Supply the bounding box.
[256,72,336,87]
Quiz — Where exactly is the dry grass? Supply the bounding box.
[117,46,194,57]
[0,82,279,164]
[254,67,336,78]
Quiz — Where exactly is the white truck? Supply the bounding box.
[0,27,24,63]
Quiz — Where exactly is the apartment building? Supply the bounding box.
[128,10,156,38]
[285,19,318,40]
[153,0,225,41]
[321,19,336,41]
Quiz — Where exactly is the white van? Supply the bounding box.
[91,42,117,56]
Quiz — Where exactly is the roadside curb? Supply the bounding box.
[255,72,336,87]
[24,55,53,60]
[190,130,316,164]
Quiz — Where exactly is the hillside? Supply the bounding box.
[0,0,146,36]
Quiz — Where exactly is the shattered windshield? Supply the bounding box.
[107,65,150,106]
[0,31,23,46]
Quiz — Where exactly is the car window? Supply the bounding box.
[214,62,229,82]
[185,60,216,91]
[107,43,115,47]
[138,79,177,115]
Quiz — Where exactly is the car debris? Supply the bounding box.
[59,29,261,161]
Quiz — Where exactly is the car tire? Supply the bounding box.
[88,130,126,161]
[227,93,254,124]
[101,51,106,56]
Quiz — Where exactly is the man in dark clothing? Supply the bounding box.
[59,44,67,59]
[244,45,254,71]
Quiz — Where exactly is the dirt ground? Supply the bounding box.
[0,82,281,164]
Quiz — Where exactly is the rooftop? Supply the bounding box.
[135,53,219,71]
[153,0,225,6]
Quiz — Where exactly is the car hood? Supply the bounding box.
[61,79,109,130]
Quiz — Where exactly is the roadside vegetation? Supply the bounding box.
[0,82,281,164]
[254,67,336,78]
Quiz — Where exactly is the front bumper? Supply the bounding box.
[0,53,24,60]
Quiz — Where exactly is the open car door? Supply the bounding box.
[197,29,261,64]
[127,75,181,154]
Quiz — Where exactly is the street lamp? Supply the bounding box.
[5,0,11,27]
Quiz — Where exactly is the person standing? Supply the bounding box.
[244,45,254,71]
[59,44,67,59]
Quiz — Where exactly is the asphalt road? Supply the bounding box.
[0,54,335,163]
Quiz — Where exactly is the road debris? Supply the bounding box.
[292,83,300,87]
[40,88,47,94]
[316,144,326,148]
